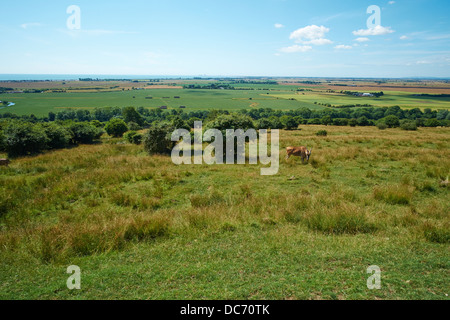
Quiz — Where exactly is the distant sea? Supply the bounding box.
[0,74,195,81]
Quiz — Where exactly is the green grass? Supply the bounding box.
[4,83,449,117]
[0,87,323,117]
[0,126,449,299]
[273,91,450,110]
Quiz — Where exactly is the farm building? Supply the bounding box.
[174,96,180,99]
[159,106,168,110]
[179,106,186,109]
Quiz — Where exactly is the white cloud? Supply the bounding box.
[290,25,332,45]
[353,25,394,36]
[21,23,42,29]
[355,37,370,42]
[400,35,409,40]
[280,45,313,53]
[334,45,352,50]
[274,23,284,29]
[388,1,395,4]
[303,38,333,45]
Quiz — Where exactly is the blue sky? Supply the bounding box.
[1,0,450,77]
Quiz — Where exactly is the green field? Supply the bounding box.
[272,91,450,110]
[1,81,449,117]
[0,87,321,117]
[1,126,449,299]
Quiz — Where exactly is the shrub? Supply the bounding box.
[400,120,418,131]
[127,121,141,131]
[105,118,128,138]
[376,122,388,130]
[382,115,400,128]
[280,115,298,130]
[348,119,358,127]
[124,131,143,145]
[316,130,328,136]
[187,117,201,129]
[3,122,49,157]
[357,116,370,126]
[122,106,144,126]
[143,122,176,155]
[206,113,255,133]
[68,122,104,144]
[40,123,71,149]
[256,118,272,130]
[424,118,440,127]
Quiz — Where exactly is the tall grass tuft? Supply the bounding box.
[373,184,414,205]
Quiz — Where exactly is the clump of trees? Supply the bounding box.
[0,120,104,157]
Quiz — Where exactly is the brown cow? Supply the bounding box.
[0,159,10,167]
[285,146,312,163]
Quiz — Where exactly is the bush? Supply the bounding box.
[206,113,255,133]
[316,130,328,136]
[124,131,143,145]
[68,122,104,144]
[122,106,144,126]
[256,118,272,130]
[400,120,418,131]
[382,115,400,128]
[3,122,49,157]
[105,118,128,138]
[377,122,388,130]
[357,116,370,126]
[127,121,141,131]
[280,115,298,130]
[143,122,176,155]
[348,119,358,127]
[40,123,71,149]
[424,118,440,127]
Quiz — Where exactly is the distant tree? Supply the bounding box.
[357,116,370,126]
[171,116,190,131]
[400,120,418,131]
[40,123,71,149]
[256,118,272,130]
[424,118,440,127]
[124,131,143,145]
[3,122,49,157]
[122,106,144,126]
[321,115,333,126]
[381,115,400,128]
[68,122,104,144]
[105,118,128,138]
[349,119,358,127]
[143,122,176,155]
[48,112,56,122]
[280,115,297,130]
[187,117,201,129]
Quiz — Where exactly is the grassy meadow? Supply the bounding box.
[0,125,449,300]
[2,78,450,117]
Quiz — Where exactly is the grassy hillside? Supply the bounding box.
[0,126,448,299]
